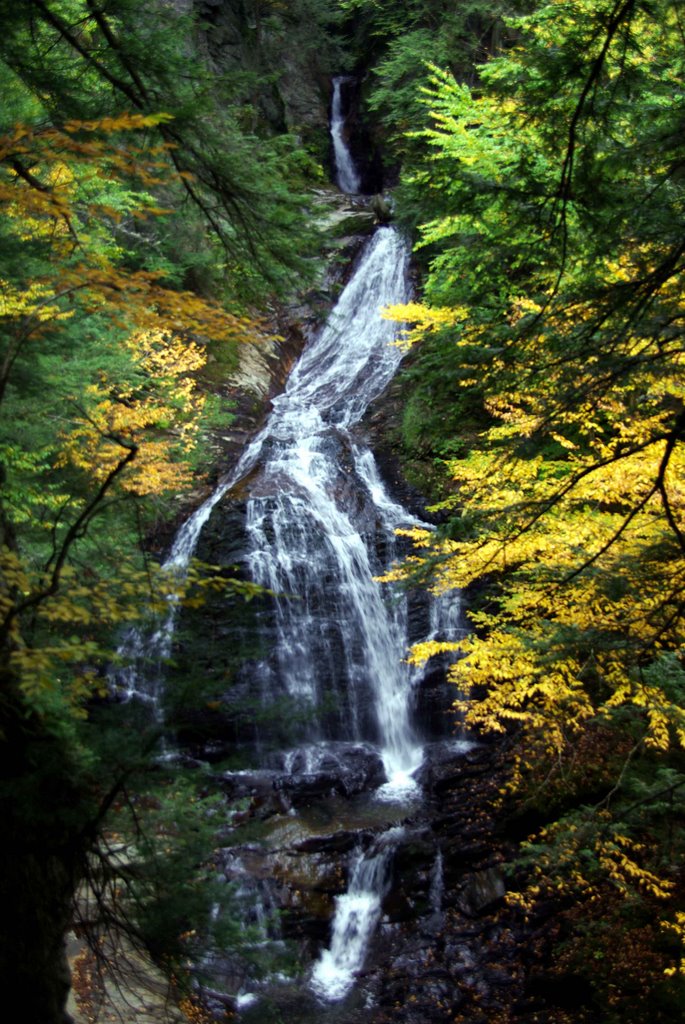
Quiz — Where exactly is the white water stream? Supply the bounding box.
[116,79,456,1006]
[245,225,422,790]
[331,76,361,193]
[115,205,422,802]
[311,828,404,1002]
[111,433,263,714]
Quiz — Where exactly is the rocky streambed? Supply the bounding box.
[177,732,544,1024]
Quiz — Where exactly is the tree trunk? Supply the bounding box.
[0,852,76,1023]
[0,682,90,1023]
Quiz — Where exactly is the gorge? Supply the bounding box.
[124,82,486,1020]
[4,4,683,1022]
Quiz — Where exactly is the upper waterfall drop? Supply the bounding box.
[331,75,362,194]
[243,225,422,787]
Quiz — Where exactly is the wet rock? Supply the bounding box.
[274,771,346,802]
[294,829,368,855]
[274,745,389,798]
[458,867,506,916]
[415,738,480,791]
[379,942,465,1017]
[370,193,393,224]
[314,191,377,238]
[329,207,377,238]
[413,663,463,737]
[213,769,293,819]
[218,768,278,800]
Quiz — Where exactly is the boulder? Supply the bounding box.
[458,867,506,916]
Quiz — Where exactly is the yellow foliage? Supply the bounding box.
[382,301,468,349]
[0,279,75,323]
[0,110,275,730]
[1,113,267,497]
[59,329,211,494]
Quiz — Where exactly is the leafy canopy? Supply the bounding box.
[384,0,685,1010]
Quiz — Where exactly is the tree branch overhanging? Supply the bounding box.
[0,437,138,646]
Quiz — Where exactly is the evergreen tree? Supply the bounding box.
[0,1,337,1018]
[386,0,685,1015]
[338,0,530,171]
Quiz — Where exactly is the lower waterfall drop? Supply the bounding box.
[311,828,404,1002]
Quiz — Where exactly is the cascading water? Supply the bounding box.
[311,828,404,1002]
[115,227,423,801]
[430,848,445,916]
[243,226,422,793]
[118,78,467,1012]
[331,76,361,193]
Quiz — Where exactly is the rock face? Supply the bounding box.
[197,0,332,144]
[180,738,535,1024]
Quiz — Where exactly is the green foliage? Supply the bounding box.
[0,0,330,300]
[0,0,341,1012]
[339,0,532,174]
[106,775,244,966]
[388,0,685,1013]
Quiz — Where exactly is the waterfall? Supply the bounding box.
[243,226,421,791]
[115,224,425,789]
[116,77,463,1010]
[114,227,420,785]
[331,76,361,193]
[310,828,403,1002]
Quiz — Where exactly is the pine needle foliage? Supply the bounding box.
[384,1,685,1016]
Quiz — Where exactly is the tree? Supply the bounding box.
[0,1,335,1017]
[0,99,263,1020]
[337,0,530,173]
[384,0,685,1015]
[0,0,327,300]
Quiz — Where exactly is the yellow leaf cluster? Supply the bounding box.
[382,301,468,350]
[58,328,212,494]
[662,913,685,976]
[1,113,268,498]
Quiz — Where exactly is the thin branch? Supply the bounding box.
[594,728,648,812]
[0,438,138,644]
[480,433,668,564]
[561,482,658,585]
[0,283,87,406]
[526,0,638,321]
[556,0,636,210]
[614,778,685,823]
[9,157,80,244]
[29,0,144,109]
[655,406,685,556]
[85,1,150,104]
